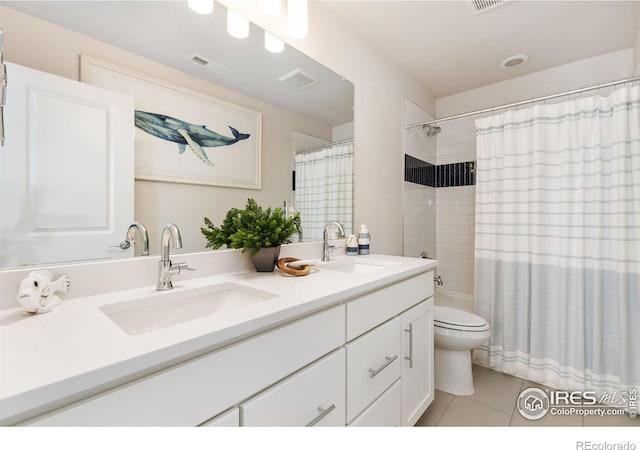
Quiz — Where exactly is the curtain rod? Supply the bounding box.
[406,74,640,130]
[295,138,354,154]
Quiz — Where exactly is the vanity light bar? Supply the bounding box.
[186,0,308,42]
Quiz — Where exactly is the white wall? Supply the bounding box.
[433,49,636,296]
[434,115,476,294]
[402,98,436,260]
[332,122,354,142]
[216,0,436,255]
[1,6,332,255]
[437,49,634,118]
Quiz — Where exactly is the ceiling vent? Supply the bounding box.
[187,53,227,74]
[466,0,509,15]
[278,69,319,90]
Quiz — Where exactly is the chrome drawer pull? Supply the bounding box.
[305,404,336,427]
[368,354,398,379]
[405,324,414,368]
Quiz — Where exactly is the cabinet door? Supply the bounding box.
[401,299,434,426]
[0,62,134,267]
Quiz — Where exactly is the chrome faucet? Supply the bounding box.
[157,223,192,291]
[322,220,345,262]
[126,222,150,256]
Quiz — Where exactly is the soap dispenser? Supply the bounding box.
[357,224,370,255]
[346,234,358,256]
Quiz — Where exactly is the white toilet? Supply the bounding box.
[433,305,491,396]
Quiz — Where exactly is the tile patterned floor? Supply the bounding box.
[416,365,639,427]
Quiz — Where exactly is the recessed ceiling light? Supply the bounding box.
[500,54,528,68]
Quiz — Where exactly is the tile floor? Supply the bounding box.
[416,365,639,427]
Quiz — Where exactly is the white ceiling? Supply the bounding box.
[6,1,640,109]
[3,1,355,127]
[321,0,640,98]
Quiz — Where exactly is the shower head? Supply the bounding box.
[422,123,441,137]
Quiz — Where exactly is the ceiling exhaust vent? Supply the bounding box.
[187,53,227,74]
[278,69,319,90]
[466,0,509,15]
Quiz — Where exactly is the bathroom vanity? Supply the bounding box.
[0,250,436,426]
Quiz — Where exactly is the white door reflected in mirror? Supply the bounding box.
[0,62,134,269]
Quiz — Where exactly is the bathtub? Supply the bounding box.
[434,288,474,313]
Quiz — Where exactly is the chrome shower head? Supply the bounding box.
[422,123,441,137]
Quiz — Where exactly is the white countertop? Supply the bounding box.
[0,254,436,424]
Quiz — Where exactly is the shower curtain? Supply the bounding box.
[294,142,353,241]
[473,85,640,396]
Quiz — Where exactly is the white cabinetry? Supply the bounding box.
[201,408,240,427]
[21,269,434,427]
[26,305,344,426]
[401,300,434,426]
[345,270,434,426]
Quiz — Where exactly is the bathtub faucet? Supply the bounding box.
[434,275,444,286]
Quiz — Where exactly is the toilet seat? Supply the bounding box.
[434,306,489,333]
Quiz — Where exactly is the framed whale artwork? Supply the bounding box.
[81,55,261,189]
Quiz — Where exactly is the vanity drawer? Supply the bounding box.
[349,379,401,427]
[346,317,401,423]
[25,305,345,426]
[241,349,345,426]
[346,271,432,340]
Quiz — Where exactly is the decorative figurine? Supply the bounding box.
[16,270,71,314]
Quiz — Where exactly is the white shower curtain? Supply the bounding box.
[473,85,640,395]
[294,143,353,241]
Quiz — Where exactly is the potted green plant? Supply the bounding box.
[201,198,302,272]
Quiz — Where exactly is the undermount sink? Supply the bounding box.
[319,258,400,274]
[100,283,278,335]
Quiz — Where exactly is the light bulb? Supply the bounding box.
[187,0,213,15]
[227,9,249,39]
[259,0,281,16]
[265,31,284,53]
[287,0,308,39]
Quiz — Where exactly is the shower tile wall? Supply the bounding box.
[402,99,436,259]
[435,116,478,294]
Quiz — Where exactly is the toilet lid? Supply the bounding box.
[434,306,489,332]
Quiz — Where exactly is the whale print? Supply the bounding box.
[134,110,251,166]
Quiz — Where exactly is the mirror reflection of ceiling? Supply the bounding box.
[3,0,354,127]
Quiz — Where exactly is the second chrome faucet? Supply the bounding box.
[157,223,193,291]
[322,220,345,262]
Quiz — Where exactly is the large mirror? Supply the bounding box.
[0,1,354,270]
